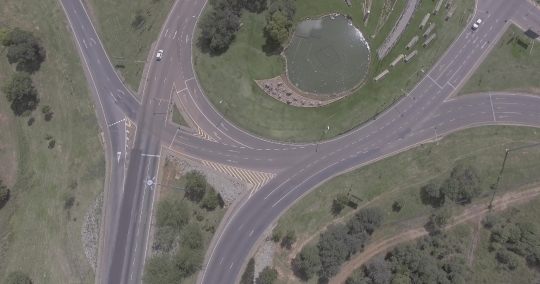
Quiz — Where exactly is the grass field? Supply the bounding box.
[82,0,175,94]
[194,0,475,142]
[0,0,105,283]
[459,25,540,96]
[269,125,540,283]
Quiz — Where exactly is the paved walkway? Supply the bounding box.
[377,0,421,59]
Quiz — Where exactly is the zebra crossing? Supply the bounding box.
[201,160,275,196]
[194,127,217,142]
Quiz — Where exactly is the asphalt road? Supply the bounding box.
[58,0,540,283]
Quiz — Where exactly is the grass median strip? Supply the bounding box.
[83,0,175,94]
[459,24,540,96]
[194,0,474,142]
[269,125,540,283]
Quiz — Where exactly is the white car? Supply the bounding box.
[156,50,163,61]
[472,18,483,30]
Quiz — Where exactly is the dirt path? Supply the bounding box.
[329,186,540,284]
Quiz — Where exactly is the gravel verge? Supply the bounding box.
[254,240,276,281]
[82,192,103,272]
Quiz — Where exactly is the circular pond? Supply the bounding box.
[284,15,371,96]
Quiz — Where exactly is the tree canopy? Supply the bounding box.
[265,11,292,44]
[1,72,39,115]
[185,170,208,202]
[293,245,321,279]
[7,28,46,64]
[259,266,278,284]
[240,258,256,284]
[0,29,11,46]
[0,179,9,205]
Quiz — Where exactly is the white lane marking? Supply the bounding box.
[141,154,160,157]
[109,92,117,102]
[186,35,189,43]
[90,38,96,45]
[249,230,254,236]
[164,28,169,37]
[108,119,125,127]
[82,39,87,48]
[173,30,177,39]
[489,94,496,122]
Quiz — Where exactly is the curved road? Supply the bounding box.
[58,0,540,283]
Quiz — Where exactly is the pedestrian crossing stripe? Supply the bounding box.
[194,127,217,142]
[201,160,275,196]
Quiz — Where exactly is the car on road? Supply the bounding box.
[156,50,163,61]
[472,18,483,30]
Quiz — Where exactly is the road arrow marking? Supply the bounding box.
[117,152,121,163]
[90,38,96,45]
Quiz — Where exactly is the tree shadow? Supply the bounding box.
[423,222,440,236]
[27,117,35,126]
[115,64,125,69]
[290,258,313,282]
[48,139,56,149]
[244,0,267,14]
[261,29,283,56]
[516,38,529,49]
[420,185,444,208]
[317,277,329,284]
[44,112,53,122]
[0,189,10,210]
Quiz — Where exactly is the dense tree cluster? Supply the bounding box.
[488,215,540,270]
[421,164,483,207]
[153,199,190,251]
[145,222,205,283]
[293,245,320,279]
[185,170,223,210]
[317,207,385,278]
[428,208,452,230]
[1,72,39,116]
[346,231,470,284]
[265,0,296,44]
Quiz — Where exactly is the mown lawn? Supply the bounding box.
[460,24,540,96]
[0,0,105,282]
[194,0,475,142]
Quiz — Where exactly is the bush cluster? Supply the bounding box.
[421,164,483,207]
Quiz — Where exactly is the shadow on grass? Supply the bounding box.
[261,29,283,56]
[195,36,229,57]
[44,112,53,122]
[27,117,35,126]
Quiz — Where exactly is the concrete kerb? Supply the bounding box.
[170,91,197,132]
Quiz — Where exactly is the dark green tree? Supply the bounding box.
[496,249,521,270]
[441,164,482,202]
[7,28,46,64]
[185,170,208,202]
[392,199,404,212]
[346,268,372,284]
[201,186,220,210]
[284,229,297,245]
[265,11,292,44]
[5,271,32,284]
[391,274,411,284]
[428,208,452,230]
[0,29,11,46]
[174,247,204,277]
[1,72,39,115]
[318,224,349,278]
[271,227,283,242]
[240,258,255,284]
[181,222,203,249]
[365,257,392,284]
[332,193,349,215]
[293,245,320,279]
[259,266,278,284]
[41,105,51,114]
[199,8,240,52]
[267,0,296,20]
[155,200,190,228]
[143,255,177,284]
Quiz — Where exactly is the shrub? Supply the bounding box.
[259,266,278,284]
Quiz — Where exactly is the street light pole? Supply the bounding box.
[316,125,330,152]
[216,100,230,127]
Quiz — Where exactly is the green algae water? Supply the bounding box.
[284,15,371,96]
